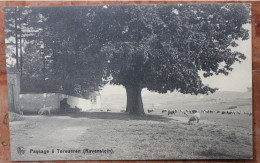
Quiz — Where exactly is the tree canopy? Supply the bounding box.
[4,4,251,114]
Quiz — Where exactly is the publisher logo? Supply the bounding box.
[17,146,25,155]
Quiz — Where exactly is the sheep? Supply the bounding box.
[107,109,111,112]
[244,112,252,116]
[168,110,176,116]
[148,109,154,113]
[188,113,200,125]
[38,107,51,115]
[184,112,188,116]
[228,106,237,109]
[192,110,197,113]
[162,109,167,113]
[188,116,197,125]
[208,110,213,113]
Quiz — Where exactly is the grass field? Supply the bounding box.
[9,91,253,161]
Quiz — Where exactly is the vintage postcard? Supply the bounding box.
[4,3,252,161]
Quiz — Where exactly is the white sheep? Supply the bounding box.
[188,113,200,125]
[38,107,51,115]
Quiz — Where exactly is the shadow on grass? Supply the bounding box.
[66,112,171,122]
[198,148,235,159]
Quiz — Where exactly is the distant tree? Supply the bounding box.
[4,7,45,92]
[5,6,107,96]
[4,7,20,70]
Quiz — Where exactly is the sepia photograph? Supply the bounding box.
[4,3,252,161]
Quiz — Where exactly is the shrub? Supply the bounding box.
[9,112,24,122]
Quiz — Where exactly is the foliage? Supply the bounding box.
[100,4,250,95]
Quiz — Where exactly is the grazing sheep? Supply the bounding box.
[148,109,154,113]
[188,113,200,125]
[188,116,197,125]
[228,106,237,109]
[184,112,188,116]
[107,109,111,112]
[168,110,176,116]
[162,109,167,113]
[244,112,252,116]
[194,113,200,121]
[38,107,51,115]
[192,110,197,113]
[209,110,213,113]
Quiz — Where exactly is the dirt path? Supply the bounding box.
[10,116,88,160]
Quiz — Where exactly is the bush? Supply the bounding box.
[9,112,24,122]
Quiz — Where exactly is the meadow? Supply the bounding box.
[9,91,252,161]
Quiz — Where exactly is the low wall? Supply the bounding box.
[20,93,91,113]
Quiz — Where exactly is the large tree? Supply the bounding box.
[98,4,250,115]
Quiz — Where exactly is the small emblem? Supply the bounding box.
[17,146,25,155]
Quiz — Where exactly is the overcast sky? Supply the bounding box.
[101,24,252,95]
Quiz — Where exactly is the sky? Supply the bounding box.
[100,24,252,95]
[201,24,252,92]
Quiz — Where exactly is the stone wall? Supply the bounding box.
[19,93,93,114]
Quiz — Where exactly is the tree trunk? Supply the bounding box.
[14,8,19,70]
[19,11,23,78]
[42,46,46,92]
[125,85,145,115]
[19,37,23,77]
